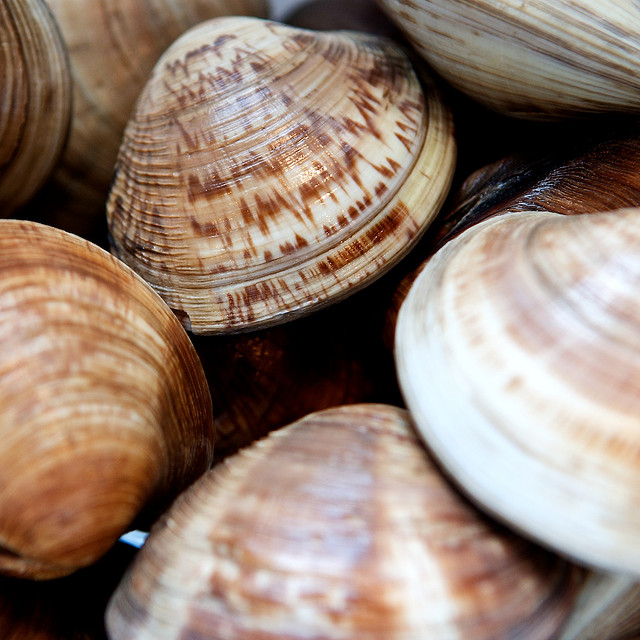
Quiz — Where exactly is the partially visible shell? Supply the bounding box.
[106,404,579,640]
[383,124,640,347]
[0,220,214,579]
[0,0,71,215]
[559,572,640,640]
[395,207,640,575]
[439,125,640,244]
[107,16,456,333]
[378,0,640,118]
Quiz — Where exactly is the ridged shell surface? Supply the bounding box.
[0,0,71,214]
[395,208,640,575]
[193,303,392,462]
[106,404,578,640]
[107,16,456,333]
[0,220,214,579]
[378,0,640,118]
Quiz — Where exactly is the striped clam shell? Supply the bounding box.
[0,220,214,579]
[378,0,640,118]
[107,16,456,333]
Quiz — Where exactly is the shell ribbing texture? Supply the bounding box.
[106,404,578,640]
[395,208,640,576]
[0,220,214,579]
[379,0,640,118]
[0,0,71,215]
[107,16,456,333]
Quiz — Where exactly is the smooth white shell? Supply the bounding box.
[395,208,640,575]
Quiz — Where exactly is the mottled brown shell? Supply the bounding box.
[395,208,640,576]
[107,16,456,333]
[0,0,71,215]
[106,404,579,639]
[0,220,214,579]
[384,125,640,346]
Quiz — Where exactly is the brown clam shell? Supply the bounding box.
[22,0,268,240]
[106,404,579,639]
[0,0,71,215]
[0,220,214,579]
[383,125,640,347]
[107,16,456,333]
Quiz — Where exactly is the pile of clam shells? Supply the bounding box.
[3,0,640,638]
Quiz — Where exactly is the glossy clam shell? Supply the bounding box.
[38,0,268,232]
[106,404,578,639]
[395,208,640,575]
[0,542,136,639]
[378,0,640,118]
[439,126,640,244]
[107,16,456,333]
[0,0,71,215]
[0,220,214,579]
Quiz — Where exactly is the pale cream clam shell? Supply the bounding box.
[107,16,456,333]
[106,404,579,639]
[378,0,640,118]
[395,207,640,575]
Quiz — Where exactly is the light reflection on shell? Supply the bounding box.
[107,16,456,333]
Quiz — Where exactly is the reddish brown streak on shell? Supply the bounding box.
[107,16,455,333]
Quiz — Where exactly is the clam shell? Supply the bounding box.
[107,16,456,333]
[0,0,71,215]
[0,220,214,579]
[35,0,268,235]
[106,404,579,639]
[378,0,640,118]
[395,207,640,575]
[440,126,640,244]
[559,572,640,640]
